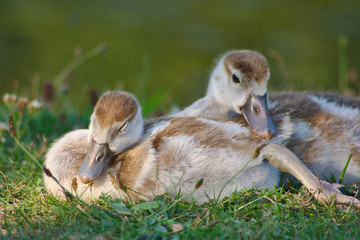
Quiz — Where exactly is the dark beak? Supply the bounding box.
[240,93,277,140]
[78,139,113,184]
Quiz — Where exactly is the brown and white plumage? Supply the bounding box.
[44,92,284,202]
[173,49,360,184]
[43,91,360,208]
[269,92,360,184]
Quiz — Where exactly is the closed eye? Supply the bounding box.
[118,121,129,134]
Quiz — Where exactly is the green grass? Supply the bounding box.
[1,100,360,240]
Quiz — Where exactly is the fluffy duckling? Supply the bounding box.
[176,52,360,183]
[268,92,360,184]
[44,91,359,207]
[44,91,281,202]
[44,92,146,201]
[174,50,276,140]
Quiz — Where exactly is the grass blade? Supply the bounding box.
[339,152,352,184]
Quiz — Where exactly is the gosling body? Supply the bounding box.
[44,117,289,203]
[44,91,293,202]
[269,92,360,183]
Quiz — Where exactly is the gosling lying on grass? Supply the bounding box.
[172,49,360,185]
[43,91,360,208]
[268,92,360,185]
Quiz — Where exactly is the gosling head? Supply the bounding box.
[207,50,276,140]
[79,91,144,184]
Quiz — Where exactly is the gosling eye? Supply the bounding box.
[232,73,240,83]
[118,121,129,134]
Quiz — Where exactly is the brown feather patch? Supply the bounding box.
[270,92,360,167]
[114,144,161,201]
[224,50,269,83]
[94,91,138,129]
[151,117,267,164]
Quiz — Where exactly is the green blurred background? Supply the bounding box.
[1,0,360,112]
